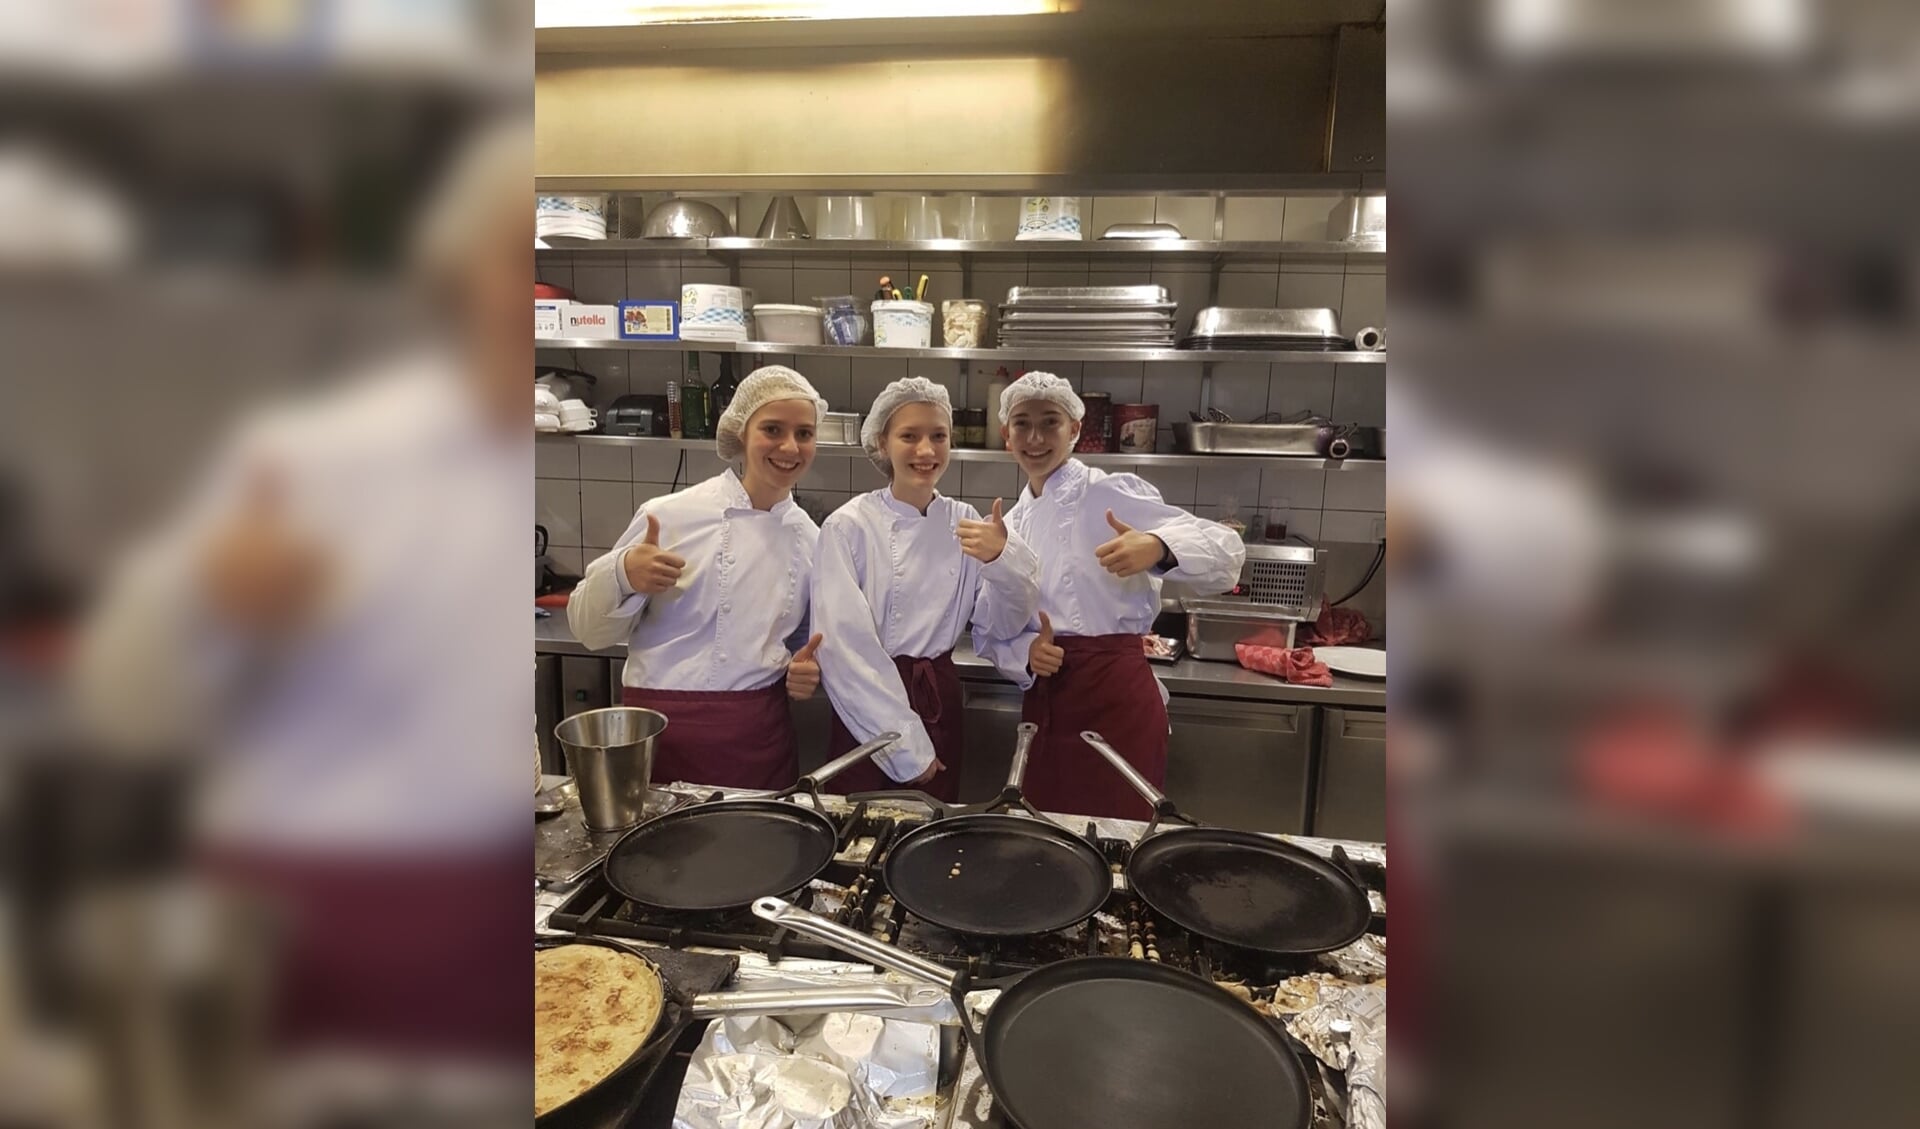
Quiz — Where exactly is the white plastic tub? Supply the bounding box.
[679,283,748,341]
[872,300,933,348]
[751,303,824,345]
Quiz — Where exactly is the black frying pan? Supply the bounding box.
[877,722,1112,937]
[602,732,899,912]
[752,896,1309,1129]
[1080,731,1371,955]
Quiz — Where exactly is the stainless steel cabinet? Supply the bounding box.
[956,678,1027,804]
[1164,699,1315,833]
[1313,707,1385,840]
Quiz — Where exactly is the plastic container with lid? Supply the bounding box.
[872,300,933,348]
[816,296,871,345]
[942,299,988,348]
[751,303,824,345]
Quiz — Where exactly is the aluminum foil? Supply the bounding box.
[1317,933,1387,981]
[673,1011,942,1129]
[1285,981,1386,1129]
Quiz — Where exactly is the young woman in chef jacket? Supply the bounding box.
[809,377,1041,800]
[568,365,837,790]
[978,371,1247,820]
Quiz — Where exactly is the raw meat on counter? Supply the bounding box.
[1234,642,1334,687]
[1301,605,1370,646]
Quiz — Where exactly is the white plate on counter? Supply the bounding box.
[1314,645,1386,679]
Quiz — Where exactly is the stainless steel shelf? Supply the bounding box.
[546,432,1382,471]
[535,338,1385,365]
[536,236,1383,263]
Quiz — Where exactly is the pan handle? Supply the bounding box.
[751,896,958,990]
[795,731,902,793]
[1004,721,1039,797]
[689,983,951,1020]
[1079,730,1173,810]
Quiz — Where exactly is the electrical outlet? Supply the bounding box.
[1370,516,1387,542]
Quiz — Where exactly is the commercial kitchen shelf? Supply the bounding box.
[547,433,1383,471]
[536,236,1383,263]
[536,339,1386,365]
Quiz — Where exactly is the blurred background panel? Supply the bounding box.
[1393,0,1920,1125]
[0,3,531,1128]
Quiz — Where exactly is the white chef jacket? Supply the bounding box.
[71,346,531,852]
[810,489,1041,781]
[570,469,819,693]
[980,458,1247,689]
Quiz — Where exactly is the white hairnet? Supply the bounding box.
[716,365,828,462]
[999,370,1084,423]
[861,376,953,472]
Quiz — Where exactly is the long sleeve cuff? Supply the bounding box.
[870,721,937,783]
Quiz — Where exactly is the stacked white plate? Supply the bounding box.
[997,284,1176,348]
[537,195,608,241]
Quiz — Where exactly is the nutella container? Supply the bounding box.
[1114,403,1159,453]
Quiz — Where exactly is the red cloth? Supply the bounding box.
[202,845,524,1058]
[1301,605,1370,646]
[1235,642,1334,687]
[823,653,964,802]
[1021,634,1167,821]
[622,682,799,790]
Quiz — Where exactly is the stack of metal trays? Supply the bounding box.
[1179,307,1351,351]
[998,284,1177,348]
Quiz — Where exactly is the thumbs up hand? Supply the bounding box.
[956,497,1009,564]
[787,633,824,700]
[1093,508,1169,578]
[1028,611,1065,677]
[201,461,331,636]
[621,512,687,595]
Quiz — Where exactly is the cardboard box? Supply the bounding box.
[618,300,678,340]
[560,304,620,339]
[535,299,568,338]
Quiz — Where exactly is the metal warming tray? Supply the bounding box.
[1173,422,1322,456]
[1003,284,1169,306]
[1183,544,1325,660]
[1188,307,1342,340]
[817,411,861,446]
[1100,222,1184,240]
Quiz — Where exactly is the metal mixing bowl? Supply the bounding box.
[640,198,733,238]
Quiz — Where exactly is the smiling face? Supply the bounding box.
[883,401,951,490]
[740,398,818,496]
[1003,399,1081,481]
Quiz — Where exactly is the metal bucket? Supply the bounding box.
[554,707,668,831]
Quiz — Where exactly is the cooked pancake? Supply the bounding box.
[534,945,665,1117]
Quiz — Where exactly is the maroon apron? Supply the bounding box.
[201,843,524,1059]
[1021,633,1167,821]
[824,653,965,802]
[622,682,799,791]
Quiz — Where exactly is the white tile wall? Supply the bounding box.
[1321,509,1386,544]
[1331,364,1386,428]
[1322,462,1386,511]
[1154,197,1215,238]
[536,479,582,548]
[1207,362,1271,422]
[581,481,636,546]
[535,436,579,478]
[1223,197,1286,241]
[579,442,631,482]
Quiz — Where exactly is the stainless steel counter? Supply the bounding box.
[533,611,1388,709]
